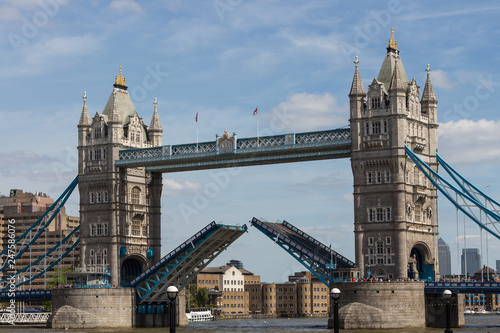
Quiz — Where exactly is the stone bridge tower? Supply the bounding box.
[77,68,163,286]
[349,30,439,280]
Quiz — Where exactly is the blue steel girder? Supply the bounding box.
[405,145,500,240]
[250,218,355,287]
[116,128,351,173]
[0,176,78,272]
[132,222,247,304]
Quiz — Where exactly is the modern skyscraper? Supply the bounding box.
[438,238,451,276]
[496,259,500,273]
[461,248,481,276]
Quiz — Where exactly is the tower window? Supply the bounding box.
[94,149,101,160]
[366,171,373,184]
[371,97,381,109]
[372,121,381,134]
[377,242,384,255]
[131,187,141,205]
[384,171,391,183]
[368,237,374,245]
[383,120,388,133]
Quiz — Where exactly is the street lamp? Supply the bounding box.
[331,288,341,333]
[167,286,179,333]
[443,289,453,333]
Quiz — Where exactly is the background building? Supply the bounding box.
[0,189,79,289]
[496,260,500,273]
[461,248,481,277]
[438,238,452,277]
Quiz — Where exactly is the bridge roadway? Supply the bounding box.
[116,128,351,172]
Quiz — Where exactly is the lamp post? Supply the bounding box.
[331,288,341,333]
[443,289,453,333]
[167,286,179,333]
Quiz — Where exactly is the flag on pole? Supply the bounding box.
[253,107,258,116]
[195,112,198,122]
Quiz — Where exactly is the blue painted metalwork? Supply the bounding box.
[405,145,500,240]
[0,226,80,288]
[250,218,355,287]
[0,290,52,302]
[0,176,79,273]
[116,128,351,172]
[132,222,247,304]
[425,281,500,294]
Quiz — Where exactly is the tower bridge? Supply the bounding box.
[3,30,500,329]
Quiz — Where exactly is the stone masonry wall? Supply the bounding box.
[48,288,135,329]
[331,281,425,328]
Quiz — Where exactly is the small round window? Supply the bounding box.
[232,271,235,276]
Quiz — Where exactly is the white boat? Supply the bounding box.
[464,309,475,314]
[476,309,488,314]
[186,309,214,322]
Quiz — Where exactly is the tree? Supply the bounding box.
[195,288,209,308]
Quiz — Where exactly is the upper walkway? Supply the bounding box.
[116,128,351,172]
[425,281,500,294]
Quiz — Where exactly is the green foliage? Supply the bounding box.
[47,267,72,288]
[195,287,209,307]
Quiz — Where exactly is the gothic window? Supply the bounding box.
[413,169,420,185]
[387,258,392,264]
[103,223,108,236]
[369,248,374,255]
[386,247,391,254]
[96,192,102,203]
[94,149,101,160]
[132,220,141,236]
[376,208,384,221]
[415,204,422,222]
[386,236,391,245]
[371,97,381,109]
[131,187,141,205]
[103,191,108,203]
[96,252,103,265]
[383,120,388,133]
[90,224,96,236]
[368,237,374,246]
[94,127,101,138]
[89,249,94,257]
[103,149,106,160]
[142,225,147,236]
[376,171,382,184]
[90,192,95,204]
[96,223,103,236]
[385,207,391,221]
[366,171,373,184]
[136,133,141,142]
[368,208,374,222]
[377,258,384,264]
[88,149,93,161]
[384,171,391,183]
[372,121,381,134]
[377,243,384,255]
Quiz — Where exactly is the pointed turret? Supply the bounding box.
[78,92,91,127]
[421,64,437,103]
[389,59,406,92]
[149,97,163,147]
[108,90,121,124]
[349,56,366,97]
[149,98,162,131]
[377,28,409,93]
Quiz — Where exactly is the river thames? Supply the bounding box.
[3,315,499,332]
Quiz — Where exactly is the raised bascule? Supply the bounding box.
[2,30,500,329]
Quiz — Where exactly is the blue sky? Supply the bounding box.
[1,0,500,281]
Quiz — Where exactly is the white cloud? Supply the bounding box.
[20,34,101,67]
[163,178,202,196]
[439,119,500,164]
[264,93,348,133]
[430,69,456,90]
[108,0,142,14]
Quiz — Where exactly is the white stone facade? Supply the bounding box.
[349,34,439,280]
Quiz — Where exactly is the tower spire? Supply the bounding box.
[149,97,162,131]
[389,58,405,92]
[421,63,437,103]
[349,56,366,97]
[78,91,91,126]
[114,66,128,90]
[109,90,121,123]
[388,27,398,51]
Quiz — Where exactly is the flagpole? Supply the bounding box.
[196,112,199,153]
[257,106,259,147]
